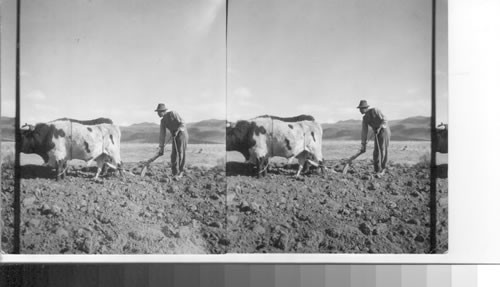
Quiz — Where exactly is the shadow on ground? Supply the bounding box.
[20,165,54,179]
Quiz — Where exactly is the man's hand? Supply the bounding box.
[157,146,164,156]
[359,144,366,153]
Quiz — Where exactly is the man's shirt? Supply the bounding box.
[361,108,387,147]
[159,111,185,147]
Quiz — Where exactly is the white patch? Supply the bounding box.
[47,121,122,178]
[249,117,324,176]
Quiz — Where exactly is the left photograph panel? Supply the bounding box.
[1,0,227,254]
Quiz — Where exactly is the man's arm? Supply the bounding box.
[159,118,166,154]
[171,111,184,124]
[374,108,387,129]
[171,111,185,135]
[360,119,368,153]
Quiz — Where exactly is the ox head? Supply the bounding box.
[20,123,37,153]
[435,123,448,154]
[226,120,258,160]
[19,123,55,160]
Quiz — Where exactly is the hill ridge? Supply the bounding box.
[1,116,432,142]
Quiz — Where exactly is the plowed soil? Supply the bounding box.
[1,163,226,254]
[1,159,447,254]
[226,159,448,253]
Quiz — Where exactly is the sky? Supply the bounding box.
[1,0,226,126]
[1,0,447,125]
[227,0,448,123]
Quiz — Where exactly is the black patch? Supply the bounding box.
[285,138,292,150]
[53,128,66,139]
[288,124,293,129]
[54,117,113,125]
[226,120,258,160]
[20,123,56,162]
[110,134,115,145]
[84,141,91,153]
[311,132,316,142]
[254,125,266,136]
[257,114,315,122]
[87,127,93,132]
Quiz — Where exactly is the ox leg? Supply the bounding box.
[117,161,124,177]
[62,161,68,179]
[104,162,124,177]
[94,159,104,180]
[296,156,306,178]
[262,157,269,177]
[55,160,66,181]
[317,160,329,174]
[303,161,310,174]
[296,164,304,178]
[102,164,109,177]
[255,156,268,178]
[256,157,262,178]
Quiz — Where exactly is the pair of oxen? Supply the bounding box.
[21,115,323,180]
[226,115,326,177]
[21,116,448,180]
[20,118,123,180]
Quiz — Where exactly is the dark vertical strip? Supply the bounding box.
[430,0,437,253]
[225,264,250,287]
[73,264,99,287]
[149,264,175,287]
[249,265,275,287]
[325,265,350,287]
[123,264,150,287]
[200,264,225,287]
[0,265,23,286]
[13,0,22,254]
[98,264,125,287]
[350,265,376,287]
[173,264,201,287]
[48,265,76,287]
[275,265,300,287]
[224,0,229,255]
[300,265,325,287]
[23,265,50,287]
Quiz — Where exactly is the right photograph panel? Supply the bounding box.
[226,0,448,253]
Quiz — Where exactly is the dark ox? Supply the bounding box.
[54,117,113,125]
[21,119,122,180]
[226,115,324,177]
[434,123,448,154]
[434,123,448,179]
[256,114,315,122]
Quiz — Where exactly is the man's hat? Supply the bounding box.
[154,103,167,112]
[356,100,370,109]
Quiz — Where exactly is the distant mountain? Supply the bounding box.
[0,117,225,144]
[322,116,431,141]
[1,116,430,143]
[120,119,225,144]
[1,117,15,141]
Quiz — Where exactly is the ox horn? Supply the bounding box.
[21,123,35,131]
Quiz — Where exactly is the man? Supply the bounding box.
[155,103,188,178]
[357,100,391,177]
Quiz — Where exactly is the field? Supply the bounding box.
[1,142,226,254]
[226,140,448,253]
[1,141,447,254]
[16,142,225,168]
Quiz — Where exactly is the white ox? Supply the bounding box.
[226,115,324,177]
[21,120,123,180]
